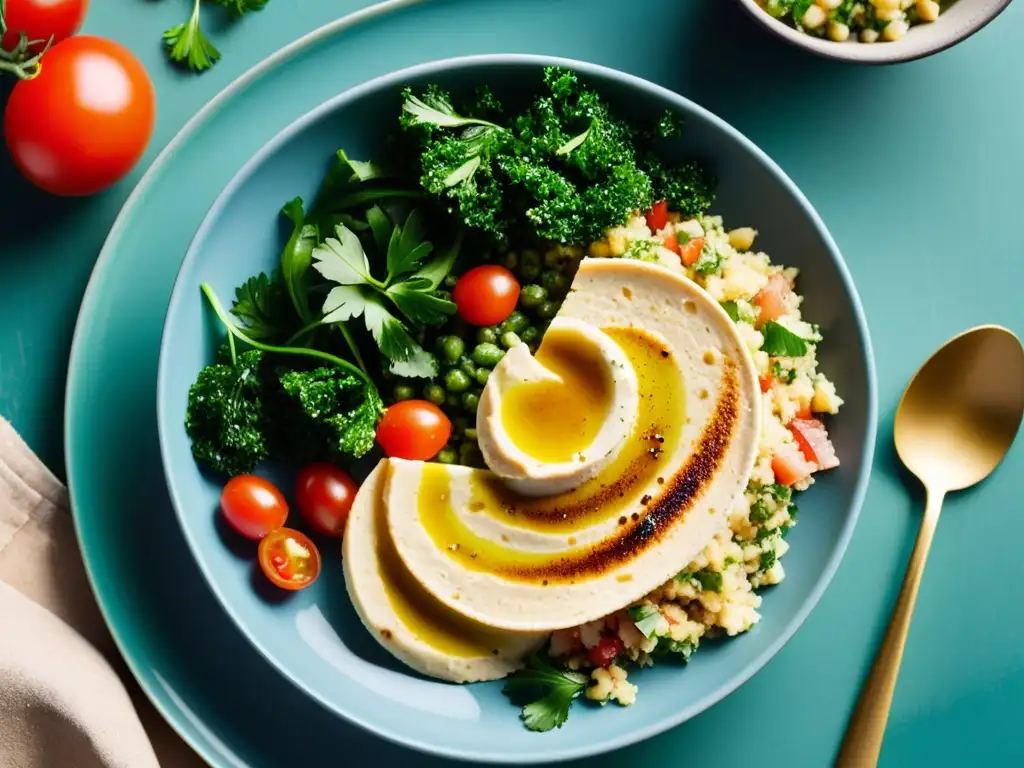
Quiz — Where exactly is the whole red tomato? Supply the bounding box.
[295,463,359,538]
[3,35,155,196]
[1,0,89,51]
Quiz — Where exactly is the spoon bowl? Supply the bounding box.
[895,325,1024,491]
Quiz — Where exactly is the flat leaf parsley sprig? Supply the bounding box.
[502,654,590,732]
[164,0,270,73]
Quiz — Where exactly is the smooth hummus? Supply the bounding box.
[384,259,761,632]
[343,464,546,683]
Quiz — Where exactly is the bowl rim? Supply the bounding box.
[156,52,879,763]
[734,0,1013,64]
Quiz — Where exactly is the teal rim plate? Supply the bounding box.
[64,3,877,766]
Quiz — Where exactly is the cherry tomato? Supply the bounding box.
[220,475,288,540]
[375,400,452,461]
[0,0,89,51]
[587,634,624,668]
[680,236,705,267]
[452,265,520,326]
[4,35,155,196]
[258,528,321,591]
[295,463,358,538]
[644,200,668,232]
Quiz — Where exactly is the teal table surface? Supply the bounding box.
[3,0,1023,765]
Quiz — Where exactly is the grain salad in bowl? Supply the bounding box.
[760,0,945,43]
[178,68,842,733]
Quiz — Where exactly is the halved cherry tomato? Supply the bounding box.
[753,273,793,326]
[771,442,816,487]
[789,418,840,470]
[588,634,624,668]
[1,0,89,51]
[220,475,288,540]
[662,231,680,255]
[3,35,155,196]
[680,237,705,267]
[296,463,358,538]
[644,200,668,232]
[376,400,452,461]
[452,265,520,326]
[258,528,321,591]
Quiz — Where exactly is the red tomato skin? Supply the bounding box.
[375,400,452,461]
[1,0,89,50]
[452,266,521,326]
[258,528,321,591]
[753,274,792,326]
[789,418,840,471]
[4,36,155,196]
[644,200,668,232]
[220,475,289,540]
[680,237,705,267]
[588,635,625,668]
[295,463,358,538]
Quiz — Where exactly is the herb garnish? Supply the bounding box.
[502,654,590,732]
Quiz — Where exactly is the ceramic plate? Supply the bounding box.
[155,56,875,762]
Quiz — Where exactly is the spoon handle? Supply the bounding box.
[836,487,945,768]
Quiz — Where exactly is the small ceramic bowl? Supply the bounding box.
[736,0,1012,64]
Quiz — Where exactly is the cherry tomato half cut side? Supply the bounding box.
[296,463,358,538]
[258,528,321,591]
[220,475,288,540]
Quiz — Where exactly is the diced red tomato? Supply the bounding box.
[753,273,792,325]
[771,442,816,487]
[789,418,840,471]
[680,237,705,267]
[759,375,773,393]
[662,231,680,255]
[587,635,624,668]
[794,402,812,420]
[645,200,668,232]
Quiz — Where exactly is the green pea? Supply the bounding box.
[519,284,547,309]
[462,392,480,413]
[424,383,446,405]
[500,311,528,334]
[543,248,563,268]
[540,269,570,297]
[393,384,416,402]
[501,331,522,349]
[436,446,458,464]
[446,393,461,410]
[445,369,471,393]
[520,326,539,344]
[472,342,504,367]
[537,300,560,319]
[453,417,469,436]
[475,368,491,386]
[501,251,519,270]
[440,336,465,364]
[519,249,542,281]
[443,274,458,290]
[463,426,479,441]
[459,356,477,378]
[476,326,498,344]
[460,441,484,467]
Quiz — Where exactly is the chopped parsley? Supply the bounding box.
[759,549,777,572]
[627,604,662,639]
[770,361,797,384]
[690,569,723,592]
[761,321,809,357]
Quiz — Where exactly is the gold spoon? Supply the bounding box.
[837,325,1024,768]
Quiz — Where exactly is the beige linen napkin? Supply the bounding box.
[0,417,204,768]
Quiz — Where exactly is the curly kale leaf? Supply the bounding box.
[185,350,268,476]
[640,154,716,219]
[276,366,385,462]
